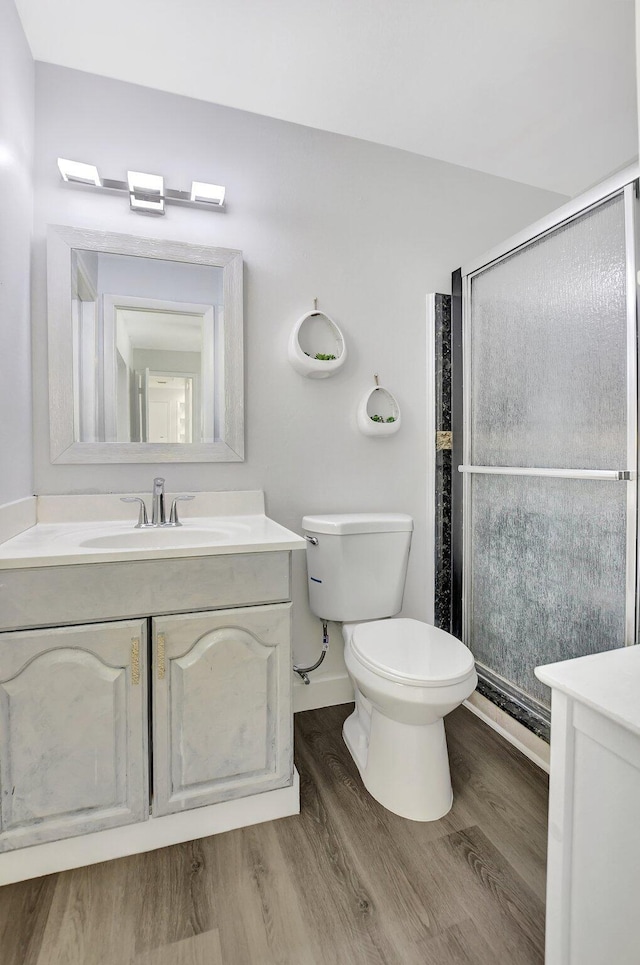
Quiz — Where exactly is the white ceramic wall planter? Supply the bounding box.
[357,383,401,436]
[288,309,347,379]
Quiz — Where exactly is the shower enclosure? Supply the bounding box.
[451,167,639,734]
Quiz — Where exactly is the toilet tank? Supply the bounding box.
[302,513,413,622]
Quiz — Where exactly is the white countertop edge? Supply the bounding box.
[535,646,640,738]
[0,539,306,570]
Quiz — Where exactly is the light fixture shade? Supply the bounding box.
[191,181,226,206]
[127,171,165,214]
[57,158,101,186]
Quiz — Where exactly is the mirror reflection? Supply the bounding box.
[71,249,224,444]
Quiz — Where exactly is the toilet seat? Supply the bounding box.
[350,618,475,688]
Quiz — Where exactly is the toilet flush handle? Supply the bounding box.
[304,535,318,545]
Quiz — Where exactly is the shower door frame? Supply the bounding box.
[453,164,640,725]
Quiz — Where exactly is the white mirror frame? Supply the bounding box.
[47,225,244,463]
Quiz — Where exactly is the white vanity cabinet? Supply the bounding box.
[536,647,640,965]
[152,604,292,816]
[0,619,148,852]
[0,544,300,884]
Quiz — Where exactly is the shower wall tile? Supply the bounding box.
[434,294,452,632]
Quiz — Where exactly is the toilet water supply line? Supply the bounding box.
[294,620,329,684]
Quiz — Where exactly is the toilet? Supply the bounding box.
[302,512,477,822]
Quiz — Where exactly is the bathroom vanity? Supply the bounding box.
[0,491,304,885]
[536,647,640,965]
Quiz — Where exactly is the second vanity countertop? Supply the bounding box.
[0,491,306,569]
[536,645,640,739]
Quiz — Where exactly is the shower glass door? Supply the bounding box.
[461,180,637,712]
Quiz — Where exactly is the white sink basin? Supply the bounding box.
[80,528,234,549]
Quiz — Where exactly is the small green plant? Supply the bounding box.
[370,414,396,423]
[304,352,337,360]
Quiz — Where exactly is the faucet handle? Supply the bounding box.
[120,496,149,528]
[168,495,195,526]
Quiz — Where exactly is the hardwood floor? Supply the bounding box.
[0,703,548,964]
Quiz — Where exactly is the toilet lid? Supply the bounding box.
[350,618,475,687]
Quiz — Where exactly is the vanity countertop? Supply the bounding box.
[0,491,305,569]
[0,515,306,569]
[536,645,640,738]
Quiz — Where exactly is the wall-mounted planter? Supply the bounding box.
[288,309,347,379]
[357,383,401,436]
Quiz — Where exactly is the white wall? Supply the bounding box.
[637,0,640,164]
[32,63,567,668]
[97,253,223,306]
[132,350,200,375]
[0,0,34,505]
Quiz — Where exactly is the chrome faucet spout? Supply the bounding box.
[152,477,166,526]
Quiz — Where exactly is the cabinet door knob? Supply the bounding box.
[131,637,141,685]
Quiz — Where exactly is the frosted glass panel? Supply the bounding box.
[470,194,627,470]
[469,474,627,706]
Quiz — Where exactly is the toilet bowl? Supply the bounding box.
[341,618,477,822]
[302,512,477,822]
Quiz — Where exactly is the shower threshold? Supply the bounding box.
[475,666,551,743]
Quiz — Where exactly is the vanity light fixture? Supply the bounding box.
[56,158,226,215]
[57,158,101,187]
[190,181,225,206]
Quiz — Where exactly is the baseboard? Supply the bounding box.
[293,671,354,713]
[464,691,550,773]
[0,770,300,886]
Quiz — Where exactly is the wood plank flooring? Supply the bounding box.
[0,703,549,964]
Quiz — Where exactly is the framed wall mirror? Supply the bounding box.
[47,225,244,463]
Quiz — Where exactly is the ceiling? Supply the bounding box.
[119,310,203,354]
[15,0,638,196]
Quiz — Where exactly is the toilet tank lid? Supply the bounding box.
[302,513,413,535]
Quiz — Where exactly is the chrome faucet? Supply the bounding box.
[152,477,166,526]
[120,478,194,528]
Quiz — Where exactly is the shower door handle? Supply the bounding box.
[458,465,635,481]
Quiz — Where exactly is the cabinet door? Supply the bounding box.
[152,604,292,816]
[0,620,148,852]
